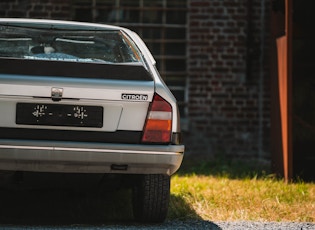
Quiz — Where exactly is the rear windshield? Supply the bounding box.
[0,25,143,64]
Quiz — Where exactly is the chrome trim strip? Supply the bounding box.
[0,144,181,155]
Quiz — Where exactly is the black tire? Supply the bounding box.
[132,174,170,223]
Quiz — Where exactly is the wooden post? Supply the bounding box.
[276,0,292,183]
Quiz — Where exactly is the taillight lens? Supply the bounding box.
[142,94,172,143]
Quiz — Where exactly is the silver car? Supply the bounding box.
[0,18,184,222]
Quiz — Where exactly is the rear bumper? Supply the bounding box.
[0,139,184,175]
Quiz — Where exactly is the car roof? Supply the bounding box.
[0,18,123,31]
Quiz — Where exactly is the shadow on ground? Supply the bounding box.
[0,172,221,229]
[0,179,132,225]
[178,154,315,182]
[176,154,272,179]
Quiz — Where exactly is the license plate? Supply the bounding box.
[16,103,103,128]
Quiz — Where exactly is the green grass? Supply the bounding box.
[168,156,315,222]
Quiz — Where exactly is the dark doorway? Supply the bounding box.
[292,1,315,181]
[271,0,315,181]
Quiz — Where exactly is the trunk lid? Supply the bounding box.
[0,59,155,142]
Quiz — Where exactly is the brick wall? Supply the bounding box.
[0,0,71,20]
[185,0,271,160]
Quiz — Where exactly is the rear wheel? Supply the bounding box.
[132,174,170,223]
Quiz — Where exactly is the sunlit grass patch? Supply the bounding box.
[168,157,315,222]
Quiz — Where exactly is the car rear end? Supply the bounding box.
[0,18,184,222]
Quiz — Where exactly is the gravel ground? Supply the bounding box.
[1,220,314,230]
[108,220,315,230]
[216,221,315,230]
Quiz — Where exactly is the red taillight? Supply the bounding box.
[142,94,172,143]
